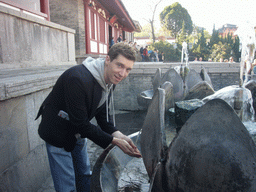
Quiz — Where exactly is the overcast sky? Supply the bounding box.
[122,0,256,33]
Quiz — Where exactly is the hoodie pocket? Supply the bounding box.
[38,105,70,148]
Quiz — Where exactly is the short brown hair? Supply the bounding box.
[108,42,136,62]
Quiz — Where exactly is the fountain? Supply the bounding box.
[91,23,256,191]
[91,86,256,191]
[235,21,256,85]
[137,66,214,109]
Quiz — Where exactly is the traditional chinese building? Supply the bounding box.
[218,24,238,38]
[49,0,141,63]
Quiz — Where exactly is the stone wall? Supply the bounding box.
[49,0,86,57]
[0,5,76,69]
[0,4,76,191]
[209,73,240,90]
[113,62,240,110]
[0,89,51,191]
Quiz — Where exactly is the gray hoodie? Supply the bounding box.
[82,57,115,126]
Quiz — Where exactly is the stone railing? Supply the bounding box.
[113,62,240,110]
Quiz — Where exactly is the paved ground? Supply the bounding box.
[37,110,147,192]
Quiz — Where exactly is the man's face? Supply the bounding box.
[104,54,134,85]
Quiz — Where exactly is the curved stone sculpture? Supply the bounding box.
[244,80,256,116]
[184,81,215,100]
[90,132,145,192]
[152,68,162,93]
[91,90,256,191]
[203,85,254,122]
[200,67,213,87]
[140,87,169,192]
[165,99,256,191]
[184,68,203,91]
[137,89,154,108]
[137,66,215,110]
[184,68,214,100]
[161,68,184,102]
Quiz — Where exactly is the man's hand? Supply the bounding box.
[112,131,142,158]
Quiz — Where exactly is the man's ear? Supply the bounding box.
[105,55,110,66]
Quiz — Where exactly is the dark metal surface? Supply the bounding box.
[90,132,142,192]
[137,89,154,108]
[161,68,184,101]
[184,68,203,91]
[184,81,215,100]
[140,88,167,180]
[165,99,256,191]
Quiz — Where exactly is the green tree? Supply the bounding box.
[210,42,232,62]
[176,21,187,45]
[233,36,240,62]
[192,29,210,60]
[150,40,179,62]
[160,2,193,38]
[208,26,220,49]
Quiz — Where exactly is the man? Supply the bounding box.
[35,43,141,192]
[117,35,122,42]
[143,46,149,61]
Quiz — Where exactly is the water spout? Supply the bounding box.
[235,21,256,86]
[181,41,189,67]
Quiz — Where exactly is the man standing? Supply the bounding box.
[143,46,149,61]
[36,43,141,192]
[117,35,122,42]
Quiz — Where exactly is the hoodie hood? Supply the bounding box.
[82,57,106,89]
[82,57,115,126]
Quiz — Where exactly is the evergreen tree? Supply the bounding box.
[232,36,240,62]
[210,42,228,62]
[192,29,209,60]
[209,26,220,49]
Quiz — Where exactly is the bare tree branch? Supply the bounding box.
[143,0,163,43]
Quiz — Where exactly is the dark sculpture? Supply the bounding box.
[137,67,214,109]
[141,87,256,191]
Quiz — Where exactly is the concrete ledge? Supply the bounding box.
[0,65,74,101]
[0,62,241,101]
[131,62,240,74]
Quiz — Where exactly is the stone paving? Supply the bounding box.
[37,110,147,192]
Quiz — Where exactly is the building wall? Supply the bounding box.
[49,0,86,57]
[0,5,76,69]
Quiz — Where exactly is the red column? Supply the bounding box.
[40,0,50,21]
[84,0,91,54]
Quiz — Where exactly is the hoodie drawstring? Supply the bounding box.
[106,85,116,127]
[111,86,116,127]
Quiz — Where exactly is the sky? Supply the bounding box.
[122,0,256,34]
